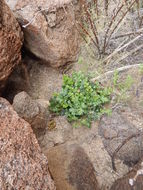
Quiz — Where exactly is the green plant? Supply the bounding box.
[113,70,119,87]
[49,72,111,128]
[112,71,134,102]
[77,56,84,65]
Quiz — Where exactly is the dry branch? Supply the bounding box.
[103,3,124,53]
[113,43,143,65]
[81,0,100,53]
[105,0,136,51]
[104,27,143,63]
[91,63,142,82]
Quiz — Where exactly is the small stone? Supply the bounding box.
[13,91,49,130]
[129,179,134,186]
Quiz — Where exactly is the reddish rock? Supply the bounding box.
[0,97,55,189]
[6,0,80,67]
[0,0,23,91]
[45,143,100,190]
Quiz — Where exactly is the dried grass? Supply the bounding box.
[78,0,143,64]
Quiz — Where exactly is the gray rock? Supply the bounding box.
[99,107,143,167]
[13,91,49,130]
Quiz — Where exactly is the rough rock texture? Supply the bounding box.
[38,116,74,150]
[13,91,49,130]
[6,0,80,67]
[6,58,143,190]
[39,115,129,190]
[45,143,100,190]
[110,159,143,190]
[0,97,55,190]
[99,107,143,167]
[0,0,23,92]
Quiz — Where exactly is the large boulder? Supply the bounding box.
[99,107,143,168]
[0,97,55,189]
[38,115,129,190]
[45,143,100,190]
[6,0,80,67]
[0,0,23,92]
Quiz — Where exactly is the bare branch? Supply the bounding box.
[91,63,143,82]
[81,0,100,53]
[104,27,143,63]
[105,0,136,51]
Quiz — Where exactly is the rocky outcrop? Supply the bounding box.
[110,159,143,190]
[6,0,80,67]
[0,97,55,189]
[99,107,143,168]
[0,0,23,92]
[38,114,129,190]
[13,91,49,130]
[45,143,100,190]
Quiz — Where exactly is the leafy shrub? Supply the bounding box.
[49,72,111,128]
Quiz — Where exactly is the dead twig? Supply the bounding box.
[22,8,49,28]
[81,0,100,54]
[77,21,99,50]
[111,31,143,39]
[104,27,143,63]
[113,43,143,66]
[93,0,98,16]
[105,0,136,51]
[91,63,142,82]
[103,2,124,53]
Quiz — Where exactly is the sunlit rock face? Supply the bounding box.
[6,0,81,67]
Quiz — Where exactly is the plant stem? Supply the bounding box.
[104,0,136,53]
[103,3,124,54]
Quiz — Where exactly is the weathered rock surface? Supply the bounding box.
[0,0,23,92]
[99,107,143,167]
[6,58,143,189]
[6,0,80,67]
[45,143,100,190]
[38,116,74,150]
[38,115,129,190]
[13,91,49,130]
[0,97,55,189]
[110,159,143,190]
